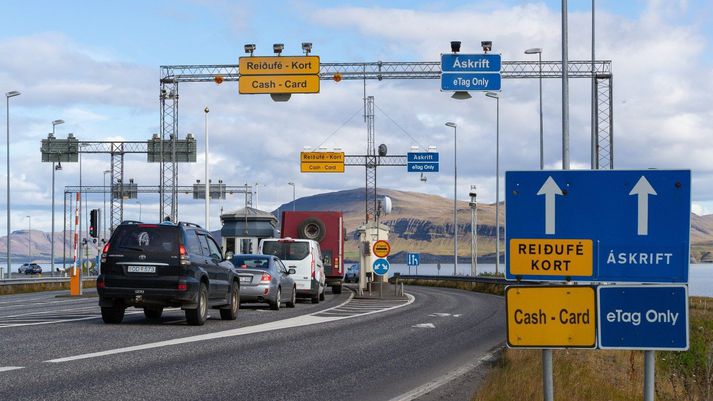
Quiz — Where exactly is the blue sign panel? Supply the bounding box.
[441,73,501,91]
[505,170,691,282]
[407,163,439,172]
[407,152,439,162]
[598,285,689,350]
[407,253,420,267]
[441,54,502,72]
[373,258,390,276]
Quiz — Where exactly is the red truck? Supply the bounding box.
[281,211,345,294]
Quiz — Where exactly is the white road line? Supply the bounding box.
[0,366,24,372]
[46,293,415,364]
[0,305,99,318]
[388,349,499,401]
[0,310,146,328]
[0,298,96,310]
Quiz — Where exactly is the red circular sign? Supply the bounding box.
[372,240,391,258]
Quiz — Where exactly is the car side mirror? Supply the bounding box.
[224,251,234,260]
[288,268,296,275]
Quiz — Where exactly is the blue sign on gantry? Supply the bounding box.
[441,54,502,92]
[505,170,691,282]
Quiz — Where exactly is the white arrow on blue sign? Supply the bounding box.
[373,258,390,276]
[407,253,420,267]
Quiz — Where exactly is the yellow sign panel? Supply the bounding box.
[373,240,391,258]
[506,286,596,348]
[300,152,344,163]
[239,75,320,94]
[239,56,320,75]
[509,239,593,277]
[300,163,344,173]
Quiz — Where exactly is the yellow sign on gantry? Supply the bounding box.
[506,286,596,348]
[239,56,320,75]
[239,75,320,94]
[300,152,345,173]
[509,239,593,277]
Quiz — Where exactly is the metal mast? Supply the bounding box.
[365,96,377,222]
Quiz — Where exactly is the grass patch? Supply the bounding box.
[473,296,713,401]
[403,278,504,296]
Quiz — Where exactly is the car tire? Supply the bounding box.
[319,286,326,301]
[185,283,208,326]
[143,307,163,320]
[311,290,320,304]
[332,284,342,294]
[270,287,281,311]
[297,217,326,242]
[101,305,125,324]
[220,283,239,320]
[286,286,296,308]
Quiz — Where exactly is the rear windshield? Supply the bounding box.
[111,225,179,254]
[231,256,270,270]
[262,241,309,261]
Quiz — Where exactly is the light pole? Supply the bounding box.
[485,92,500,275]
[5,91,20,278]
[136,200,142,221]
[445,122,457,276]
[469,185,477,276]
[204,106,210,230]
[254,182,259,209]
[287,182,295,211]
[525,48,544,170]
[50,119,64,274]
[26,215,31,263]
[103,170,110,239]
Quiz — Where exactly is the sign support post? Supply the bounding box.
[644,350,655,401]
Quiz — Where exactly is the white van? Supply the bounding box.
[259,238,326,303]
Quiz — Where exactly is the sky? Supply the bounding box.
[1,0,713,235]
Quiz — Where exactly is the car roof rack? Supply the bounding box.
[119,220,143,225]
[178,221,203,229]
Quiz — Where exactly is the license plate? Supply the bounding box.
[239,276,251,283]
[127,265,156,273]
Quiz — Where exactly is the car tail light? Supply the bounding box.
[179,244,190,266]
[97,278,105,289]
[101,242,110,263]
[260,273,272,283]
[311,255,316,279]
[177,280,188,292]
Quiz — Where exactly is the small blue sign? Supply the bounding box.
[373,258,390,276]
[506,170,691,282]
[407,253,420,267]
[441,54,502,72]
[407,152,439,162]
[598,285,689,350]
[407,163,439,172]
[441,73,501,91]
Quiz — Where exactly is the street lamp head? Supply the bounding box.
[55,162,62,171]
[451,91,472,100]
[485,92,499,99]
[288,182,294,186]
[204,106,209,113]
[5,91,20,98]
[445,122,457,128]
[52,119,65,126]
[525,48,542,54]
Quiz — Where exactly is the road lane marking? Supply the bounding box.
[0,298,96,310]
[388,349,500,401]
[412,323,435,329]
[46,293,415,363]
[0,366,24,372]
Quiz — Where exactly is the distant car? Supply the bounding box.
[97,220,240,325]
[231,254,297,310]
[345,264,359,283]
[19,263,42,275]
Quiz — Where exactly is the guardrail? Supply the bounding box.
[394,275,514,285]
[0,277,96,285]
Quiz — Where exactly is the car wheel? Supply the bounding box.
[101,305,125,324]
[319,286,326,301]
[270,287,281,311]
[143,307,163,320]
[286,286,296,308]
[332,284,342,294]
[220,283,239,320]
[185,283,208,326]
[311,290,320,304]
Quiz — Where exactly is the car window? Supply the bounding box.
[206,236,222,259]
[184,230,203,255]
[231,256,270,270]
[262,241,309,260]
[197,234,211,256]
[112,225,178,254]
[275,259,286,273]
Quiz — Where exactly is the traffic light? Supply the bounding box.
[89,209,98,238]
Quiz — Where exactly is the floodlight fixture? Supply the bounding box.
[244,44,256,55]
[273,43,284,55]
[451,91,472,100]
[450,41,461,53]
[302,42,312,55]
[481,41,492,53]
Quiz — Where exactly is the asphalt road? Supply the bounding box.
[0,285,505,401]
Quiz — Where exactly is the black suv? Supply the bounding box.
[97,221,239,325]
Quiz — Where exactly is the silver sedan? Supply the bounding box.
[231,255,297,310]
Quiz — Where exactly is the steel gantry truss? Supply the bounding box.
[160,59,614,220]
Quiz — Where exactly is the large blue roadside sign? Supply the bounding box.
[505,170,691,282]
[441,54,501,92]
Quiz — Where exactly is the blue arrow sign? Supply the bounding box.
[598,285,689,350]
[441,73,501,91]
[505,170,691,282]
[441,54,501,72]
[407,253,420,267]
[372,258,390,276]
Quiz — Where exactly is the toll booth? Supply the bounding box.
[356,220,390,290]
[220,207,278,255]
